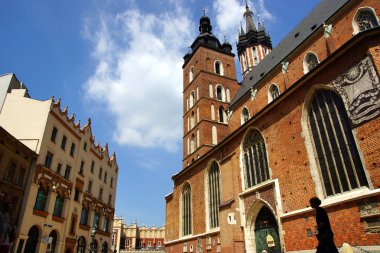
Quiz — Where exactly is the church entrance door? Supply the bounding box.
[254,206,281,253]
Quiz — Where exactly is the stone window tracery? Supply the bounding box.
[208,161,220,229]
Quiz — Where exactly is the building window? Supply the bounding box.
[103,217,110,232]
[61,135,67,150]
[241,107,250,125]
[4,161,16,181]
[182,183,192,236]
[80,207,88,225]
[189,66,194,83]
[190,91,195,108]
[218,106,225,123]
[308,90,368,196]
[15,167,26,186]
[303,52,319,74]
[91,161,95,173]
[158,241,161,247]
[216,86,224,101]
[83,142,87,151]
[252,47,259,65]
[74,189,80,202]
[53,196,64,217]
[211,104,215,120]
[190,135,195,153]
[56,163,62,175]
[70,215,77,234]
[44,151,53,169]
[34,187,48,211]
[354,8,379,33]
[208,161,221,229]
[93,212,100,228]
[87,180,93,193]
[110,177,113,188]
[104,172,107,183]
[79,161,85,174]
[243,129,270,189]
[98,188,103,200]
[51,127,58,143]
[108,194,112,205]
[214,61,223,75]
[70,143,76,157]
[64,165,71,180]
[268,84,280,103]
[99,167,103,180]
[190,111,195,129]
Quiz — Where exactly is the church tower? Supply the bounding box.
[237,2,272,76]
[182,14,240,168]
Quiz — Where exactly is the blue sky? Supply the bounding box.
[1,0,319,227]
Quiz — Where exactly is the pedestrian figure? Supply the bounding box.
[309,197,338,253]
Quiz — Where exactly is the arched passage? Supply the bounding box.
[24,225,39,253]
[254,206,281,253]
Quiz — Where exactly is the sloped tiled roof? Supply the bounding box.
[230,0,350,107]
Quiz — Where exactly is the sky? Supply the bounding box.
[1,0,319,227]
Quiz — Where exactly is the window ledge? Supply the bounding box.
[79,224,90,231]
[33,209,49,218]
[52,215,65,223]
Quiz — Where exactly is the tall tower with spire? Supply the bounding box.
[181,13,240,168]
[237,2,272,76]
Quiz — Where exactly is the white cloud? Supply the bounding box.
[83,4,193,152]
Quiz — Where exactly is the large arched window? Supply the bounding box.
[353,8,379,34]
[243,129,270,189]
[25,226,39,253]
[268,84,280,103]
[308,90,368,196]
[208,161,221,229]
[303,52,319,74]
[182,183,192,236]
[241,107,250,125]
[77,236,86,253]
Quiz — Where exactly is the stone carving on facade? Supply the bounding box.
[226,108,233,120]
[250,87,258,100]
[333,56,380,127]
[323,22,333,38]
[358,200,380,217]
[281,61,289,74]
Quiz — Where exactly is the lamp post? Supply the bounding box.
[90,225,97,253]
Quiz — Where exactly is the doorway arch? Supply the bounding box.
[24,225,39,253]
[254,206,281,253]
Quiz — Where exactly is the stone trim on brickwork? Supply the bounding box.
[165,229,220,245]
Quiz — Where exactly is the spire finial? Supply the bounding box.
[245,0,249,9]
[203,8,206,16]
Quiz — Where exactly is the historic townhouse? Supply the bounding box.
[0,74,119,253]
[112,217,165,252]
[165,0,380,252]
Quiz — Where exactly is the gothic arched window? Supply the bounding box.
[268,84,280,103]
[208,161,221,229]
[215,61,222,75]
[189,66,194,83]
[77,236,86,253]
[182,183,192,236]
[218,106,225,123]
[190,91,195,108]
[304,52,319,74]
[308,90,368,196]
[241,107,250,124]
[216,85,224,101]
[243,129,270,189]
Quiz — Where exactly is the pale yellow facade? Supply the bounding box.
[0,75,119,253]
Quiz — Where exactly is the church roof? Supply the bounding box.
[230,0,350,107]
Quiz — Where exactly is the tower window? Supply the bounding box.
[216,85,225,101]
[189,66,194,83]
[182,183,192,236]
[218,106,226,123]
[214,61,223,75]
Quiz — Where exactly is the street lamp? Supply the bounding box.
[90,225,97,253]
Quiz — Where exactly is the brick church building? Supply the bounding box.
[165,0,380,252]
